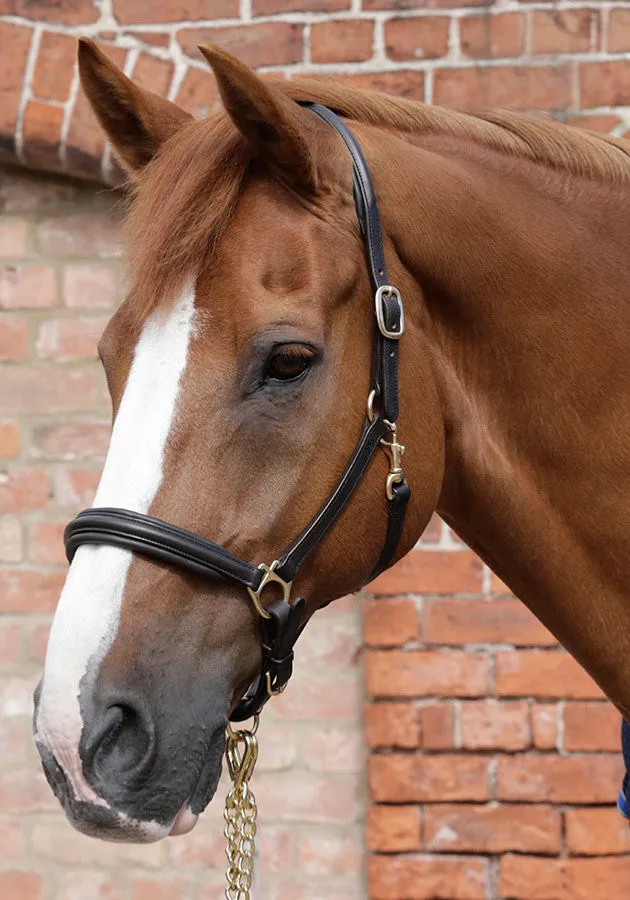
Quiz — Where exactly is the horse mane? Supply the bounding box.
[126,75,630,317]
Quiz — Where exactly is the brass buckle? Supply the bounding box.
[247,561,292,620]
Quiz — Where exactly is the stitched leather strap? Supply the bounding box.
[302,102,402,423]
[64,508,265,591]
[368,479,411,581]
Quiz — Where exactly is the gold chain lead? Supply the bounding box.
[224,717,260,900]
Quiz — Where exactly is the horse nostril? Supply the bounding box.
[82,700,156,783]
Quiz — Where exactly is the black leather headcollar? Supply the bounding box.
[64,104,410,722]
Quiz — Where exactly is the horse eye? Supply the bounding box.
[265,346,315,382]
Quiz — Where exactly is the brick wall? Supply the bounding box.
[1,2,630,900]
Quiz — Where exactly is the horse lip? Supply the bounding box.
[188,722,227,815]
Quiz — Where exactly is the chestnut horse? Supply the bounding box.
[34,39,630,842]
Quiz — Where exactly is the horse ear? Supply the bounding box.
[78,38,192,172]
[198,45,318,194]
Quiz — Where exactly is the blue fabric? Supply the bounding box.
[620,719,630,819]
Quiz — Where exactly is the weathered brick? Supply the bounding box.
[565,808,630,856]
[0,469,49,513]
[567,113,621,133]
[254,0,348,12]
[56,871,120,900]
[0,367,99,415]
[53,467,101,508]
[36,214,122,259]
[370,550,483,595]
[31,820,164,867]
[254,771,362,825]
[497,754,623,804]
[367,805,420,852]
[365,650,487,698]
[369,854,487,900]
[26,619,50,662]
[460,699,531,751]
[0,716,28,759]
[0,618,22,663]
[0,314,28,361]
[178,24,303,68]
[0,0,98,24]
[0,219,28,257]
[297,830,362,877]
[531,702,558,750]
[0,569,65,614]
[338,71,425,101]
[421,701,454,749]
[364,702,420,749]
[434,64,571,110]
[300,724,363,773]
[532,9,597,55]
[580,61,630,108]
[31,30,76,102]
[22,100,65,171]
[311,20,373,64]
[423,597,556,646]
[31,420,110,460]
[369,754,489,803]
[495,650,603,699]
[385,16,449,61]
[0,515,23,563]
[63,263,118,310]
[364,0,486,7]
[130,877,192,900]
[132,53,174,99]
[114,0,238,23]
[0,871,42,900]
[175,67,220,119]
[36,315,106,361]
[0,419,20,458]
[0,23,33,159]
[0,819,23,861]
[292,614,360,667]
[461,12,525,59]
[0,769,59,813]
[500,854,630,900]
[563,701,621,751]
[0,264,57,309]
[608,9,630,53]
[424,804,561,854]
[26,520,66,565]
[364,596,418,646]
[270,668,360,720]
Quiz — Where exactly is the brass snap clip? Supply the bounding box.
[381,421,407,501]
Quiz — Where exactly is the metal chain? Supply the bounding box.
[224,717,260,900]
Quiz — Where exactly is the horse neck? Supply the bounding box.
[384,131,630,716]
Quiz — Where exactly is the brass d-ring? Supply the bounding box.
[246,561,293,619]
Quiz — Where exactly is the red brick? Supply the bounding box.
[293,615,360,667]
[254,0,348,12]
[581,61,630,108]
[423,597,556,646]
[565,808,630,856]
[0,819,23,861]
[0,469,49,513]
[364,596,418,646]
[0,419,20,458]
[0,569,65,614]
[367,806,420,852]
[365,0,486,7]
[125,32,171,48]
[311,20,373,64]
[297,831,362,877]
[31,821,163,867]
[369,854,487,900]
[338,71,425,101]
[300,724,362,773]
[57,871,120,900]
[114,0,238,23]
[567,113,621,133]
[176,67,220,119]
[36,315,107,361]
[495,650,604,699]
[532,10,597,55]
[460,699,531,751]
[0,314,28,361]
[420,513,442,543]
[27,619,51,662]
[0,515,22,563]
[0,769,59,812]
[0,718,28,763]
[531,702,558,750]
[36,214,121,259]
[0,220,28,257]
[63,263,118,310]
[461,12,525,59]
[364,702,420,749]
[497,754,623,804]
[32,31,76,102]
[0,0,97,23]
[0,619,21,663]
[500,854,630,900]
[270,669,360,720]
[0,23,33,159]
[254,771,361,825]
[0,367,99,415]
[178,23,303,68]
[31,420,110,460]
[421,701,454,749]
[563,701,621,751]
[0,264,57,309]
[132,53,174,99]
[22,100,65,171]
[434,64,571,110]
[370,550,483,595]
[54,468,101,507]
[369,754,489,802]
[608,9,630,53]
[424,804,561,854]
[385,16,449,61]
[27,520,66,565]
[0,871,42,900]
[131,878,191,900]
[366,650,487,698]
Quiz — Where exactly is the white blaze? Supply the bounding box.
[35,283,196,814]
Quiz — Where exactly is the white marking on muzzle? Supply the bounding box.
[35,283,196,819]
